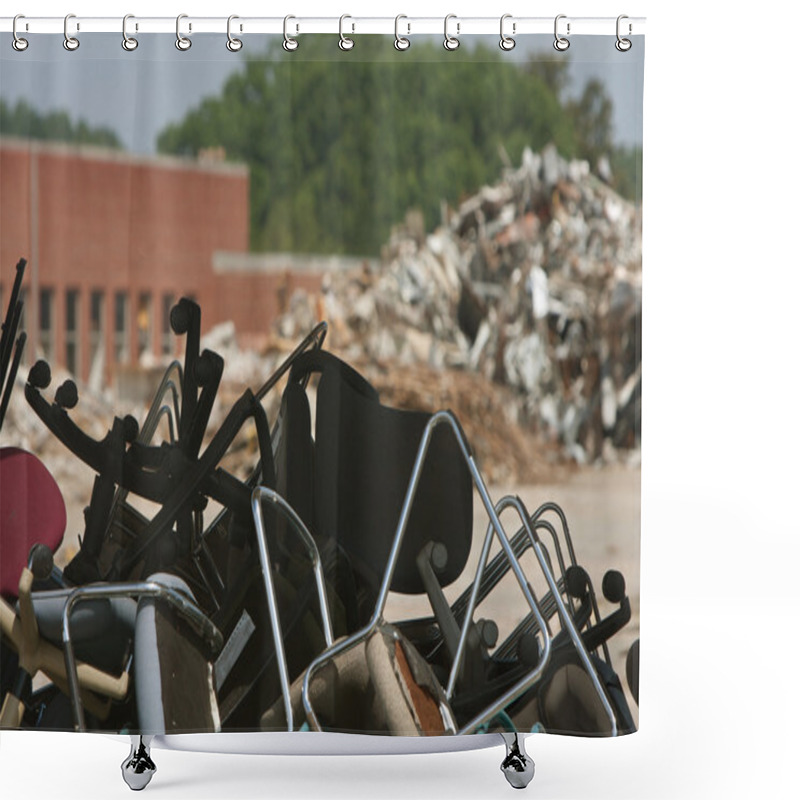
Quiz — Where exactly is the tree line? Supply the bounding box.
[0,98,121,149]
[157,37,641,256]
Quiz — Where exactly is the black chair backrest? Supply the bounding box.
[279,350,473,596]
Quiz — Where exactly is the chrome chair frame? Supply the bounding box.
[299,410,618,736]
[250,485,334,731]
[61,579,223,732]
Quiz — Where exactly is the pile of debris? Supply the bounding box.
[276,144,642,467]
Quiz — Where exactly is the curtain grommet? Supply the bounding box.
[615,15,632,52]
[226,15,243,52]
[63,13,80,51]
[176,14,192,51]
[283,15,299,51]
[122,14,138,51]
[12,15,28,52]
[499,14,516,51]
[443,14,460,51]
[394,15,410,51]
[553,14,570,52]
[339,15,354,51]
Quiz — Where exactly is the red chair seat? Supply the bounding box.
[1,447,67,600]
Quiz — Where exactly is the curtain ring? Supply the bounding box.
[339,14,354,51]
[12,15,28,52]
[63,13,79,51]
[443,14,460,51]
[176,13,192,51]
[122,14,138,51]
[615,15,632,52]
[499,14,515,51]
[283,16,298,51]
[227,15,243,52]
[394,14,410,51]
[553,14,570,52]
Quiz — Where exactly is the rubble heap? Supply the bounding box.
[277,144,642,466]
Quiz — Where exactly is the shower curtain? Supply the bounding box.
[0,22,643,744]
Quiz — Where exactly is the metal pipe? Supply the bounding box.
[451,504,572,625]
[254,320,327,402]
[463,495,619,736]
[61,580,223,732]
[107,362,181,525]
[446,514,564,698]
[250,486,334,731]
[301,410,554,733]
[251,489,334,648]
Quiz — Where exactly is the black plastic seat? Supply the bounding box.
[277,350,474,598]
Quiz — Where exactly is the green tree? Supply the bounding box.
[0,98,121,148]
[567,79,614,170]
[610,144,643,204]
[158,37,624,255]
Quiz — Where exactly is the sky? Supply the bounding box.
[0,33,643,155]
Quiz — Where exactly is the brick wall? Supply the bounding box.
[1,139,250,386]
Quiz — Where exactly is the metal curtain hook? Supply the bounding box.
[339,14,354,50]
[176,13,191,51]
[499,14,516,51]
[63,13,79,51]
[283,15,298,51]
[12,14,28,52]
[443,14,460,51]
[553,14,570,52]
[227,15,243,51]
[615,14,632,51]
[122,14,138,51]
[394,14,410,51]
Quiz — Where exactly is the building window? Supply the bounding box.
[161,293,176,356]
[89,291,105,381]
[114,291,129,365]
[137,292,153,359]
[65,289,80,377]
[39,288,55,362]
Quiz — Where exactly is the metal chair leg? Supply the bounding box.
[121,734,156,791]
[499,732,535,789]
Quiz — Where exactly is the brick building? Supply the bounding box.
[0,138,333,389]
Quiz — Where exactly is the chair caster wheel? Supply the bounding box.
[499,732,535,789]
[121,735,156,791]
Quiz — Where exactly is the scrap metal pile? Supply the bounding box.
[278,144,642,467]
[1,257,637,774]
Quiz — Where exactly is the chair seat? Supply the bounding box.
[27,588,137,674]
[0,447,66,600]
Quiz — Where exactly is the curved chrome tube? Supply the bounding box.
[445,495,553,701]
[301,410,554,734]
[107,361,182,522]
[138,360,183,443]
[254,320,327,402]
[61,580,223,731]
[251,486,333,731]
[458,495,618,736]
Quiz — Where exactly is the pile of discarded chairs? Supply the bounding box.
[0,258,637,790]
